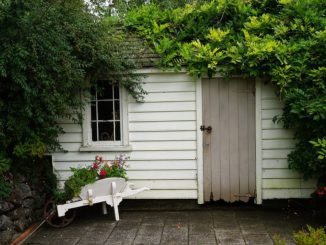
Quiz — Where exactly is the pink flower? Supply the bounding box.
[99,169,107,178]
[92,163,99,170]
[323,187,326,192]
[317,191,324,196]
[95,155,100,161]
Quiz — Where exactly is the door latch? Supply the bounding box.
[200,125,212,133]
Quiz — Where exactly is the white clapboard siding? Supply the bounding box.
[53,72,198,199]
[262,189,314,199]
[129,111,196,122]
[262,109,283,119]
[262,139,295,149]
[58,133,82,143]
[142,82,195,92]
[61,124,82,133]
[262,119,284,129]
[138,92,196,103]
[129,121,196,132]
[130,131,196,141]
[141,73,194,83]
[131,141,197,151]
[125,190,198,199]
[57,170,197,181]
[261,83,315,200]
[129,101,196,112]
[263,159,289,169]
[54,160,197,171]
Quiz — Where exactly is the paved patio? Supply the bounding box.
[25,201,325,245]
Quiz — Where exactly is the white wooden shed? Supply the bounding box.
[52,69,315,204]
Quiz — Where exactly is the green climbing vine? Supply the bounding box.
[123,0,326,183]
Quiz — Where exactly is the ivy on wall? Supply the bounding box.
[124,0,326,181]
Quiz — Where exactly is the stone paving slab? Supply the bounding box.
[25,206,325,245]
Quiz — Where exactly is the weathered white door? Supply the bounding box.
[202,78,256,202]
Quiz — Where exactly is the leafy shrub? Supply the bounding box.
[294,226,326,245]
[124,0,326,183]
[274,226,326,245]
[0,0,144,184]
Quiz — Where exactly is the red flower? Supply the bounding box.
[92,163,99,170]
[99,169,107,178]
[323,187,326,192]
[317,191,324,196]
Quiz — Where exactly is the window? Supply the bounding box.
[81,82,131,151]
[91,84,121,142]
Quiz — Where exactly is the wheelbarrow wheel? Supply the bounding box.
[43,198,76,228]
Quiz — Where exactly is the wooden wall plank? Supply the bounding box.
[129,111,196,122]
[262,139,295,149]
[262,129,294,139]
[54,160,197,171]
[140,92,196,102]
[229,79,240,202]
[57,133,82,143]
[129,121,196,132]
[143,82,195,92]
[129,101,195,112]
[131,141,197,151]
[262,109,283,119]
[263,169,301,179]
[129,131,196,141]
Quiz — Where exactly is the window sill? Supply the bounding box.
[79,145,132,152]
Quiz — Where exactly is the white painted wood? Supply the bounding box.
[262,119,284,129]
[262,159,289,169]
[263,179,301,189]
[136,92,196,102]
[202,78,255,203]
[262,189,314,199]
[58,133,82,143]
[262,84,278,99]
[262,99,284,109]
[262,109,283,119]
[262,139,295,149]
[61,124,82,133]
[129,121,196,132]
[262,129,294,139]
[131,141,197,151]
[262,169,301,179]
[53,151,196,162]
[129,131,196,141]
[125,190,197,199]
[54,160,197,171]
[129,111,196,122]
[196,78,204,204]
[263,149,292,159]
[141,73,194,83]
[263,179,315,189]
[255,78,263,204]
[142,82,195,93]
[60,143,82,152]
[128,101,196,112]
[57,170,197,181]
[130,180,197,190]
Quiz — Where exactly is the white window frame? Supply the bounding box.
[80,86,132,152]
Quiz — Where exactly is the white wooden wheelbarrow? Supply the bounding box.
[43,178,149,228]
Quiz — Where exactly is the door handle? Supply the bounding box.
[200,125,212,133]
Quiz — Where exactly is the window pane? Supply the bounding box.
[98,122,113,141]
[114,85,119,100]
[115,121,121,141]
[98,101,113,120]
[91,122,97,141]
[97,85,113,100]
[91,102,96,120]
[114,101,120,120]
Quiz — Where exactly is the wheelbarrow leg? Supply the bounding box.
[102,202,108,215]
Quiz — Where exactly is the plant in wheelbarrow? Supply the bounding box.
[44,154,130,228]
